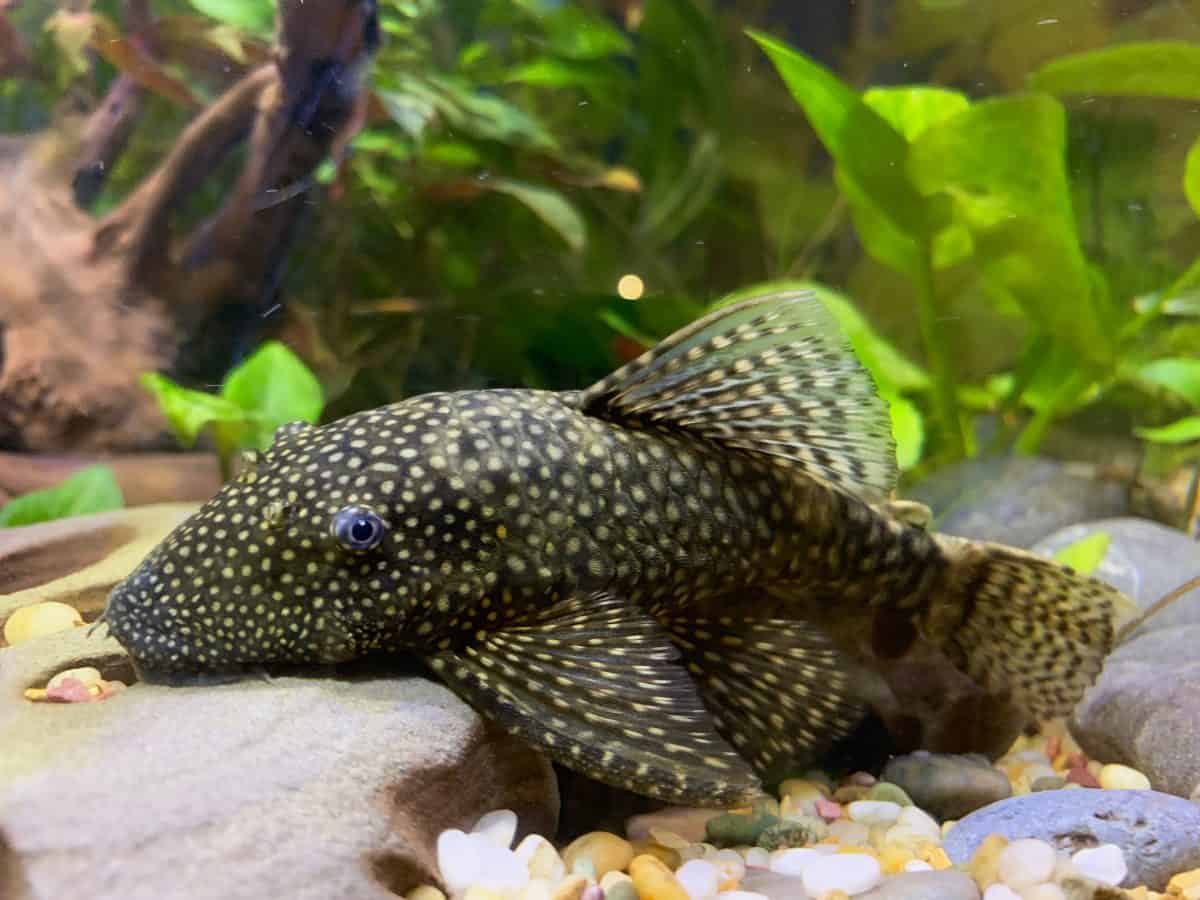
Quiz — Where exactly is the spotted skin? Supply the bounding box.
[104,291,1127,804]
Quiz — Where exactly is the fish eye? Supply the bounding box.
[332,506,387,551]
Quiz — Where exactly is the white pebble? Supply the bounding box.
[710,848,746,882]
[827,820,870,846]
[847,800,902,826]
[997,839,1058,890]
[1071,844,1128,886]
[768,848,819,877]
[437,829,528,896]
[743,847,770,869]
[1098,764,1151,791]
[514,834,566,882]
[715,894,768,900]
[902,860,933,873]
[675,859,720,899]
[800,853,881,897]
[896,805,940,837]
[1019,885,1066,900]
[982,885,1023,900]
[471,809,518,849]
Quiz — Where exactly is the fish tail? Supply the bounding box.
[928,535,1136,722]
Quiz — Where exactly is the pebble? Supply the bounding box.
[1018,886,1065,900]
[601,872,638,900]
[705,813,778,847]
[674,859,720,899]
[815,799,843,821]
[714,893,768,900]
[709,848,746,882]
[857,870,981,899]
[902,861,932,873]
[800,853,881,898]
[46,666,103,691]
[756,818,826,850]
[768,848,819,877]
[743,847,770,870]
[996,839,1057,890]
[827,820,869,846]
[437,829,529,896]
[967,834,1009,889]
[981,886,1021,900]
[551,874,588,900]
[515,834,567,882]
[562,832,634,878]
[1098,764,1151,791]
[627,809,717,844]
[472,809,518,849]
[519,880,553,900]
[630,854,690,900]
[865,784,912,807]
[847,801,901,827]
[406,886,447,900]
[882,752,1012,820]
[1070,844,1128,886]
[2,601,84,645]
[580,886,602,900]
[1030,776,1066,793]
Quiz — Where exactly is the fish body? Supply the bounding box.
[104,292,1127,804]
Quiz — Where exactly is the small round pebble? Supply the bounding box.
[1070,844,1128,886]
[902,860,933,873]
[1098,764,1151,791]
[601,871,638,900]
[847,801,901,827]
[437,829,528,895]
[551,874,588,900]
[630,854,690,900]
[981,885,1021,900]
[800,853,881,897]
[996,839,1056,890]
[515,834,566,882]
[472,810,518,849]
[828,820,869,846]
[743,847,770,869]
[768,848,819,877]
[865,783,913,807]
[563,832,634,878]
[3,601,84,645]
[405,885,447,900]
[675,859,720,899]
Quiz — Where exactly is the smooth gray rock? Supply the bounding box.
[740,870,813,900]
[881,752,1011,820]
[942,789,1200,890]
[0,627,557,900]
[907,455,1128,548]
[857,871,980,900]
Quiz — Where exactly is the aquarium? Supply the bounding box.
[2,1,1199,898]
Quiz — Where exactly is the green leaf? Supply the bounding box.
[187,0,274,35]
[862,85,970,141]
[141,373,251,449]
[0,465,124,528]
[487,178,587,252]
[1185,134,1200,220]
[541,6,633,60]
[885,393,925,470]
[1136,416,1200,444]
[598,309,658,350]
[1137,358,1200,406]
[749,30,929,269]
[1052,531,1111,576]
[906,94,1114,365]
[1031,42,1200,100]
[221,341,325,449]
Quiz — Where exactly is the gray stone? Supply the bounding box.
[857,871,980,900]
[0,626,557,900]
[740,870,813,900]
[881,752,1011,820]
[907,455,1128,548]
[942,789,1200,890]
[1032,518,1200,800]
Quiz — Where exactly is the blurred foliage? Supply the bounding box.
[0,465,124,528]
[5,0,1200,483]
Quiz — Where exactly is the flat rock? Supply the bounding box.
[942,789,1200,891]
[1033,519,1200,800]
[857,870,980,900]
[0,625,557,900]
[881,752,1011,820]
[907,455,1128,548]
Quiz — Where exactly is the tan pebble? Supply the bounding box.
[516,834,567,882]
[3,602,84,645]
[967,833,1009,888]
[1168,868,1200,897]
[629,854,689,900]
[648,829,691,850]
[1098,764,1151,791]
[1020,884,1066,900]
[462,888,506,900]
[552,874,588,900]
[520,880,554,900]
[833,785,870,804]
[627,808,715,844]
[48,667,103,691]
[564,832,634,878]
[1086,760,1104,777]
[22,688,48,701]
[630,841,679,869]
[405,886,446,900]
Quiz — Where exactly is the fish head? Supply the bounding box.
[103,415,413,682]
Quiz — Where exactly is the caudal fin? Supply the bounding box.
[932,536,1135,721]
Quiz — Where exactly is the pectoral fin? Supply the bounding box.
[425,592,763,806]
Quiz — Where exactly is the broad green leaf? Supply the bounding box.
[863,86,970,141]
[1031,42,1200,100]
[598,309,658,350]
[907,94,1114,365]
[1136,416,1200,444]
[541,6,633,60]
[221,342,324,449]
[187,0,274,35]
[885,393,925,470]
[0,465,124,528]
[1138,358,1200,406]
[1186,134,1200,220]
[505,58,619,94]
[141,373,250,448]
[488,178,586,252]
[1053,532,1111,576]
[749,31,928,248]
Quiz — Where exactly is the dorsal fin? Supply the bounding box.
[581,290,898,501]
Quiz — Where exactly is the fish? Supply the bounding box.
[101,290,1130,805]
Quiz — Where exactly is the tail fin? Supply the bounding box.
[930,536,1136,721]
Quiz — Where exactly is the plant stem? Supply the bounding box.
[1015,369,1090,454]
[914,240,968,459]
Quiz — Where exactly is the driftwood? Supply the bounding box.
[0,0,377,453]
